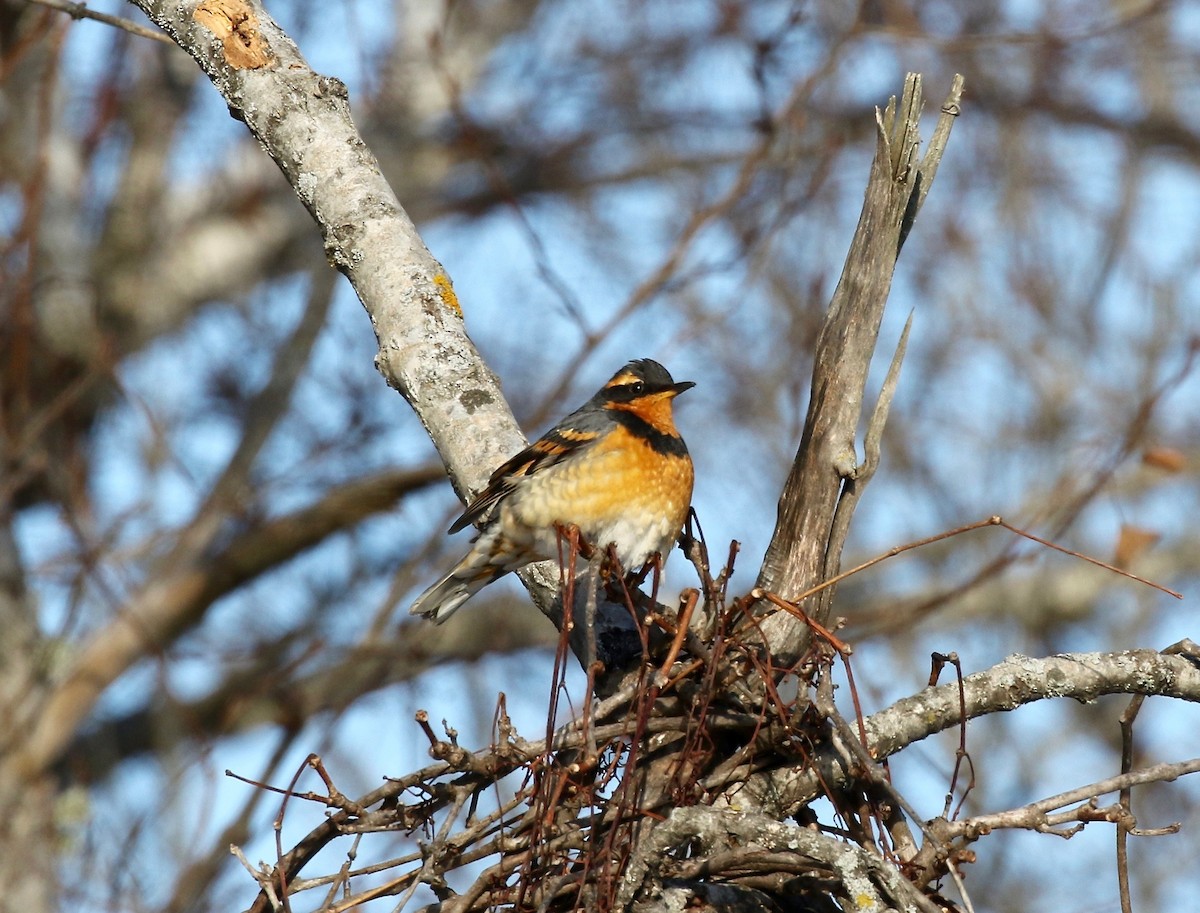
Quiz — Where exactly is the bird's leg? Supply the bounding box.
[555,522,601,671]
[553,521,594,626]
[626,556,654,589]
[605,544,651,658]
[602,543,629,597]
[646,551,663,615]
[554,522,595,562]
[554,523,581,636]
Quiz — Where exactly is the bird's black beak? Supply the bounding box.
[670,381,696,396]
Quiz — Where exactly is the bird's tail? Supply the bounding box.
[408,555,508,624]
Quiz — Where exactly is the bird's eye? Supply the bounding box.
[629,381,646,395]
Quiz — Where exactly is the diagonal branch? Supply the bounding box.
[170,267,336,562]
[126,0,526,501]
[57,599,555,786]
[17,465,442,777]
[124,0,572,639]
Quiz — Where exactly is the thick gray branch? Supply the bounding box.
[125,0,568,635]
[741,650,1200,817]
[617,805,940,913]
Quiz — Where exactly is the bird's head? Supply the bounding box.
[596,358,694,433]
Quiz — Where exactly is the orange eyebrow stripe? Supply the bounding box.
[604,372,639,388]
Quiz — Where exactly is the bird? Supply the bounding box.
[410,358,695,624]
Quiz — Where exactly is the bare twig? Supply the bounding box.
[996,517,1182,599]
[1118,695,1143,913]
[22,0,175,44]
[929,652,974,821]
[944,757,1199,838]
[857,341,1198,638]
[757,512,1181,630]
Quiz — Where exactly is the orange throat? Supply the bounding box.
[611,392,681,437]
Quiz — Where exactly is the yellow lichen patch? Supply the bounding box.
[193,0,275,70]
[433,272,462,318]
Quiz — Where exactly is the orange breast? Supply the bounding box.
[505,424,693,565]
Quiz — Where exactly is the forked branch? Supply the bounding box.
[755,74,965,665]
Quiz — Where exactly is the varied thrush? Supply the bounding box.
[410,358,695,623]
